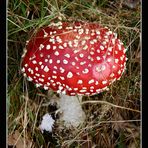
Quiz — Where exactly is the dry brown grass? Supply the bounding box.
[8,0,141,147]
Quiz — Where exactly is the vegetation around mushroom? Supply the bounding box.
[8,0,141,147]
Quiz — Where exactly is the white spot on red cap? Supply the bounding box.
[93,39,97,43]
[39,62,42,65]
[88,64,92,67]
[88,79,95,84]
[60,67,65,73]
[59,45,64,49]
[118,70,121,74]
[91,32,95,36]
[76,35,80,39]
[57,60,61,64]
[52,75,57,79]
[79,53,84,58]
[39,78,44,82]
[47,82,50,85]
[74,88,78,91]
[52,83,56,86]
[66,26,73,30]
[56,37,62,43]
[112,65,116,69]
[78,28,84,35]
[36,83,41,87]
[68,41,73,47]
[96,30,100,35]
[46,45,50,50]
[102,41,107,45]
[63,59,68,64]
[102,80,107,85]
[21,67,25,72]
[105,38,109,42]
[95,81,99,85]
[120,64,123,68]
[90,86,94,90]
[95,64,106,72]
[82,68,89,74]
[63,42,67,47]
[77,80,83,84]
[41,65,44,69]
[85,92,90,95]
[64,54,70,58]
[107,58,112,62]
[90,40,94,44]
[75,57,79,61]
[54,51,59,56]
[108,47,112,52]
[100,45,104,50]
[49,59,53,64]
[35,73,40,77]
[53,46,56,50]
[53,71,57,74]
[97,49,100,53]
[80,61,86,65]
[83,45,88,50]
[58,26,62,29]
[90,51,94,55]
[39,44,44,50]
[32,60,37,64]
[112,38,115,44]
[35,67,39,71]
[27,76,33,81]
[115,59,119,63]
[41,75,45,77]
[72,62,76,66]
[28,68,31,72]
[85,28,89,34]
[24,64,28,67]
[120,56,124,61]
[40,53,43,58]
[85,36,90,40]
[61,89,66,94]
[81,40,86,45]
[123,48,127,53]
[118,44,122,50]
[60,76,65,80]
[44,59,48,62]
[115,51,118,54]
[79,89,87,93]
[74,50,79,54]
[44,86,48,90]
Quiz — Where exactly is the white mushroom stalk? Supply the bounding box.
[21,21,127,128]
[57,94,86,127]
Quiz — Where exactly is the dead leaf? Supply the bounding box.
[8,130,32,148]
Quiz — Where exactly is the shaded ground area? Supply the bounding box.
[8,0,141,147]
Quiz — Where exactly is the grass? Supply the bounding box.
[8,0,141,147]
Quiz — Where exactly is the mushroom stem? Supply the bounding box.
[58,94,86,128]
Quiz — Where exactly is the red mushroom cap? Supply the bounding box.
[21,21,127,96]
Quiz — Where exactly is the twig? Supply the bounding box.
[81,100,140,113]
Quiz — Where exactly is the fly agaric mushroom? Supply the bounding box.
[21,21,127,127]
